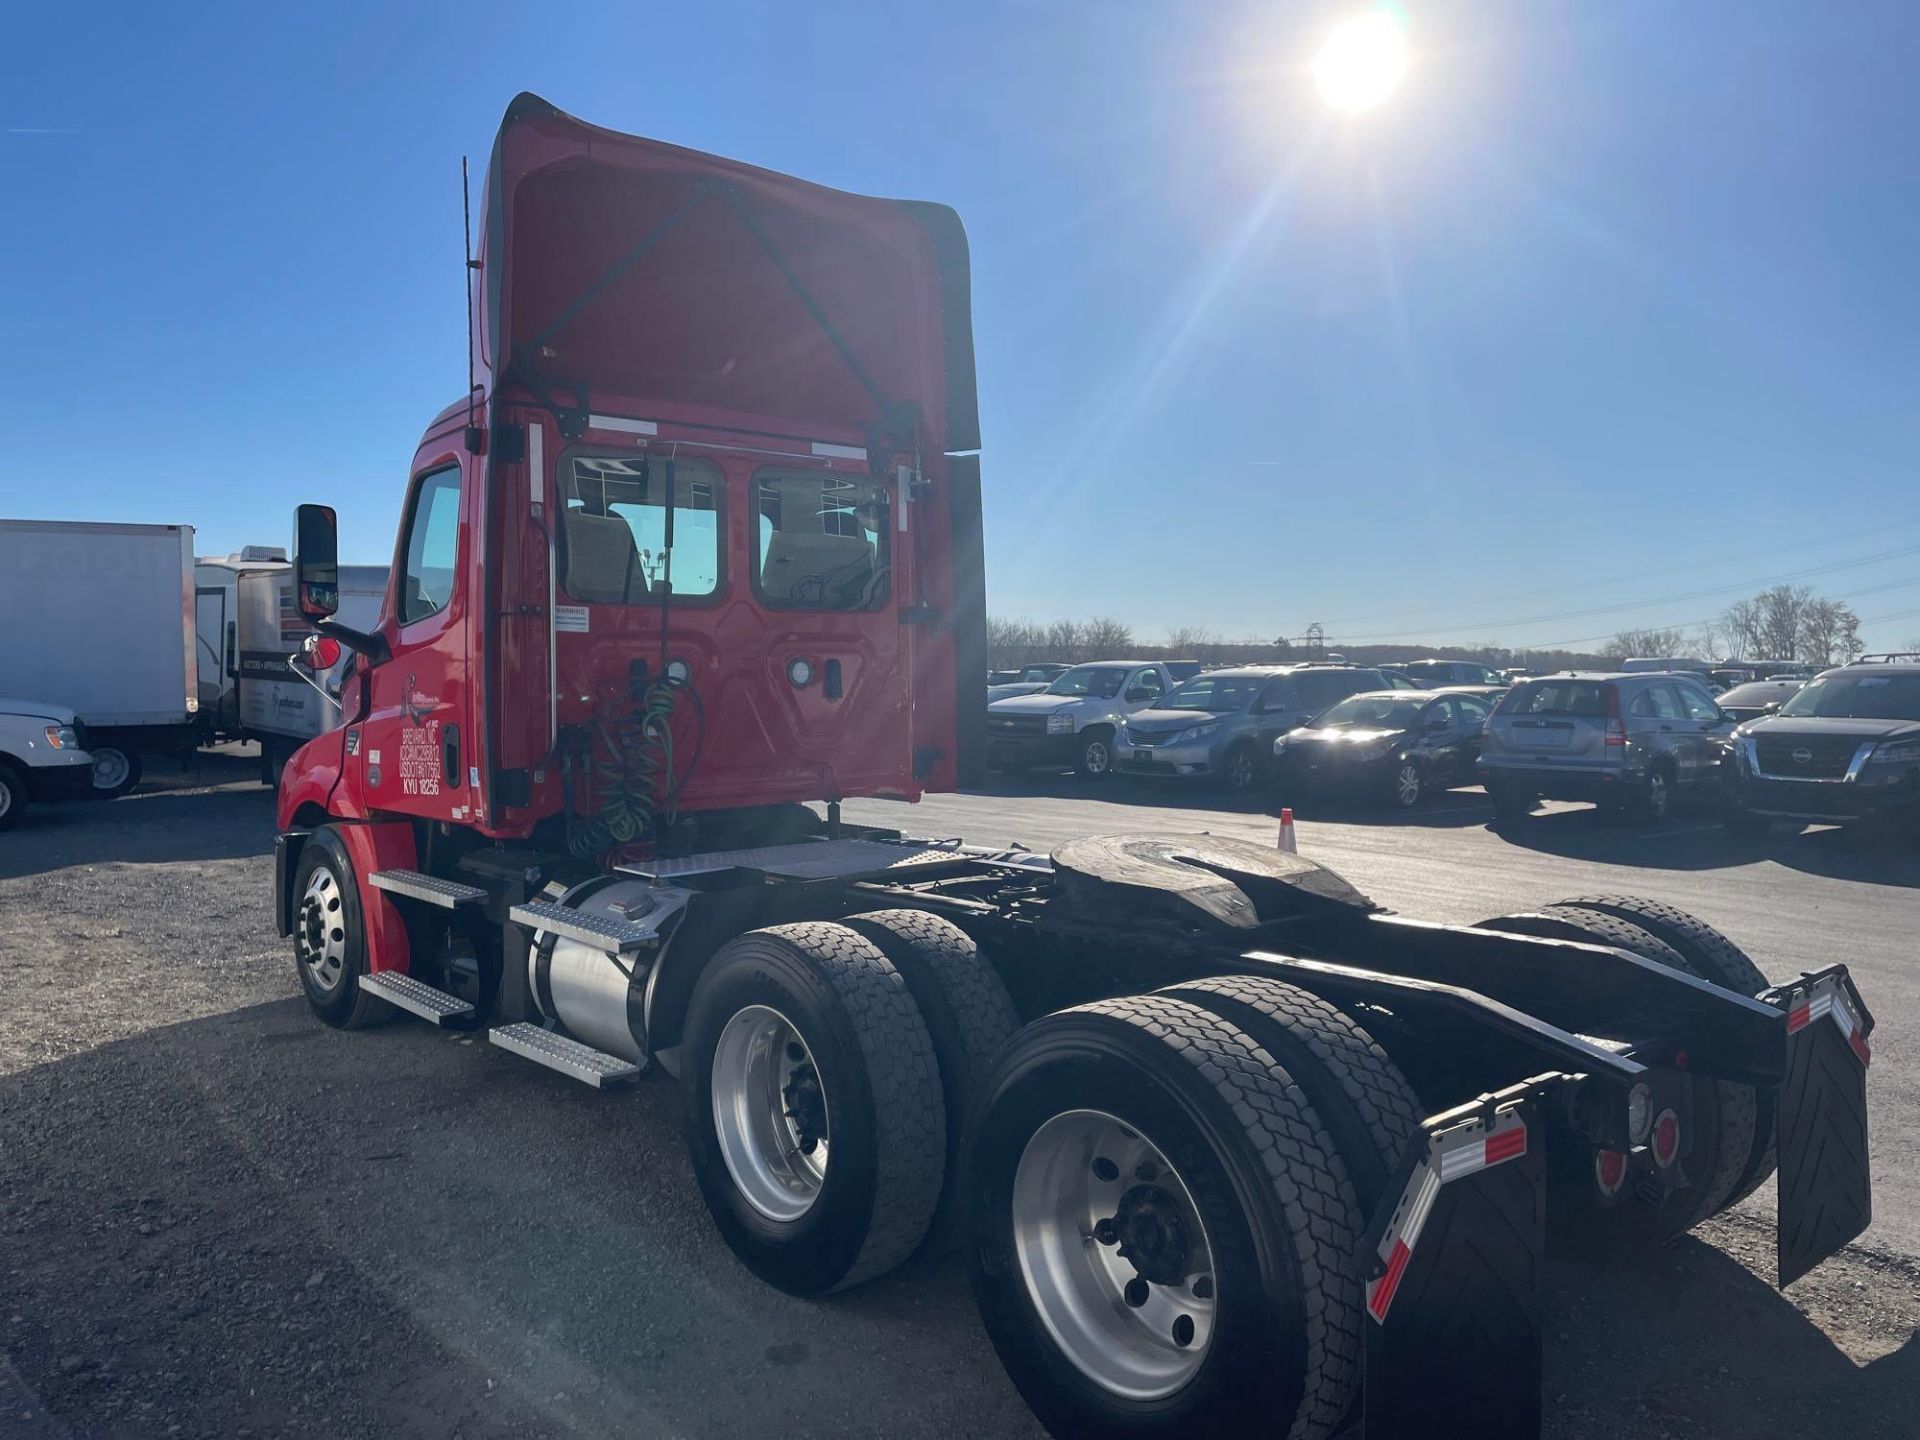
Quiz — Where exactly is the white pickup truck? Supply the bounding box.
[0,698,96,830]
[985,660,1199,777]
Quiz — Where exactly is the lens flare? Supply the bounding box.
[1314,11,1408,113]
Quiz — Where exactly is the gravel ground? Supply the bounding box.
[0,748,1914,1437]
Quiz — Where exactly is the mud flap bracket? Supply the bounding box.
[1360,1085,1548,1440]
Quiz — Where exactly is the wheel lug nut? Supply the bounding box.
[1091,1156,1119,1182]
[1093,1219,1119,1246]
[1123,1278,1149,1308]
[1172,1315,1195,1347]
[1134,1161,1158,1182]
[1191,1275,1214,1300]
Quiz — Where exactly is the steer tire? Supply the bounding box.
[966,993,1363,1440]
[290,825,388,1030]
[683,922,945,1296]
[1477,906,1752,1249]
[1552,895,1776,1208]
[841,908,1020,1251]
[1076,729,1115,780]
[1163,976,1423,1213]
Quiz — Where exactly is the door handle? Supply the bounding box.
[442,723,461,787]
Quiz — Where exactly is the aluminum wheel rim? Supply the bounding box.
[711,1005,830,1223]
[1648,772,1669,818]
[1012,1109,1216,1401]
[296,868,348,993]
[1085,740,1110,775]
[1227,751,1255,790]
[1396,762,1421,806]
[91,748,130,791]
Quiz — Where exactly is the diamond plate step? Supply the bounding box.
[509,899,655,954]
[369,870,487,909]
[489,1023,641,1088]
[358,971,475,1025]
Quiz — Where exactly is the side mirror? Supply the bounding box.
[1125,688,1151,704]
[293,503,340,623]
[1426,716,1450,731]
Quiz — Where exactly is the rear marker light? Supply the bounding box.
[1651,1109,1681,1168]
[1594,1149,1628,1198]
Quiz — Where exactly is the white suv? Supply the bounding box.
[986,661,1195,778]
[0,698,97,830]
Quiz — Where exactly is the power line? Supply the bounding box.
[1317,542,1920,643]
[1515,576,1920,651]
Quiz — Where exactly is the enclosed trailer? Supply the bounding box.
[194,546,290,741]
[235,565,388,782]
[0,519,197,795]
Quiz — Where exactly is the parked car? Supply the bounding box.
[1271,689,1493,808]
[986,661,1190,777]
[1398,658,1507,688]
[986,662,1072,703]
[1434,683,1509,708]
[0,697,97,830]
[1716,679,1805,724]
[1113,667,1302,792]
[1724,657,1920,836]
[1477,672,1733,822]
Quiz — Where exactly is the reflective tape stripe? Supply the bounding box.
[811,441,865,460]
[1484,1126,1528,1166]
[1788,978,1870,1068]
[1367,1239,1412,1322]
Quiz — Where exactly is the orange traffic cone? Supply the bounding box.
[1277,807,1297,854]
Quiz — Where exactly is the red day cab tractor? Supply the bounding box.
[274,95,1874,1439]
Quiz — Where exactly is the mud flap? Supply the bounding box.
[1359,1090,1546,1440]
[1769,966,1873,1287]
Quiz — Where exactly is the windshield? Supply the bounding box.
[1777,673,1920,721]
[1311,694,1422,730]
[1156,675,1264,712]
[1720,682,1799,709]
[1045,665,1131,699]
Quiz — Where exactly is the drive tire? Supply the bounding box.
[841,909,1020,1251]
[684,922,945,1295]
[966,994,1362,1440]
[1552,895,1775,1208]
[1477,905,1752,1249]
[1076,729,1114,780]
[291,825,388,1030]
[89,744,142,799]
[0,761,26,831]
[1162,977,1423,1213]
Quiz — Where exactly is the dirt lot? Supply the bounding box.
[1,749,1915,1438]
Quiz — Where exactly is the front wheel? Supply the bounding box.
[1076,731,1114,780]
[290,826,386,1029]
[89,744,142,799]
[1220,743,1261,794]
[683,923,945,1295]
[968,994,1362,1439]
[1388,758,1423,809]
[0,762,25,831]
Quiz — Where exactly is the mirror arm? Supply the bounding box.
[316,617,389,665]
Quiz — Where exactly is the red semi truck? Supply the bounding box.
[275,95,1873,1438]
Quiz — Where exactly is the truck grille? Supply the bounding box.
[989,713,1049,738]
[1754,735,1861,780]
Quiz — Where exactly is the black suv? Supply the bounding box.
[1725,655,1920,835]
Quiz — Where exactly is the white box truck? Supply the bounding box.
[0,519,198,796]
[235,565,387,783]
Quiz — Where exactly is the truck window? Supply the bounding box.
[399,465,463,624]
[561,454,721,604]
[753,469,890,611]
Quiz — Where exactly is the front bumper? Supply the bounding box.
[25,758,96,803]
[986,731,1081,769]
[1729,767,1919,823]
[1115,737,1220,778]
[1274,747,1394,793]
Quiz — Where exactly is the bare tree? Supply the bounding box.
[1165,624,1218,656]
[1044,618,1088,661]
[1600,626,1691,662]
[1720,597,1765,659]
[1081,615,1135,658]
[1755,584,1815,661]
[1798,598,1864,667]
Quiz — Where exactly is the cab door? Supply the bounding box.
[354,457,475,822]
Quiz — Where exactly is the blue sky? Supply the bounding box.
[4,0,1918,653]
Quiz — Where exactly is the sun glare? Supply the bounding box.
[1314,11,1408,114]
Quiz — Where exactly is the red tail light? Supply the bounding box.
[1604,684,1626,747]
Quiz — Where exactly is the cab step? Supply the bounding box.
[369,870,487,909]
[509,898,655,954]
[488,1022,642,1088]
[357,971,475,1025]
